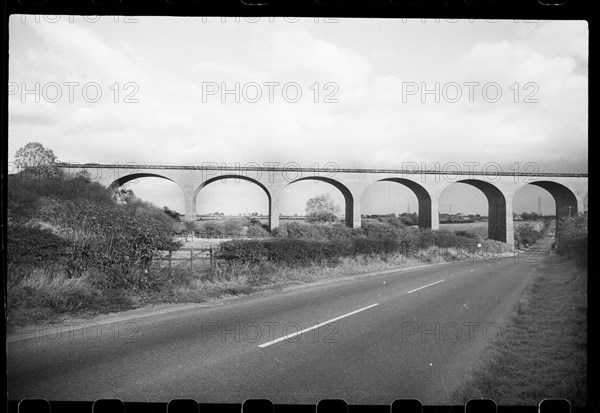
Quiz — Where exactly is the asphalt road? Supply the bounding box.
[8,246,552,405]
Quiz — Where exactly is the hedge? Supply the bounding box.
[217,229,477,267]
[556,214,587,266]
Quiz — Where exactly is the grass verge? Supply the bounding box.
[7,245,503,329]
[6,267,137,327]
[451,254,587,405]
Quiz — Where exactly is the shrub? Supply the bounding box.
[480,239,511,257]
[194,218,253,237]
[556,214,587,266]
[361,222,399,240]
[217,240,270,264]
[223,218,244,234]
[217,238,342,266]
[352,237,398,256]
[267,239,328,265]
[7,171,182,290]
[8,171,113,219]
[247,224,270,237]
[163,206,181,220]
[417,229,437,249]
[196,220,226,237]
[514,224,543,248]
[274,221,361,241]
[455,230,479,239]
[273,222,323,239]
[7,225,70,272]
[183,220,196,233]
[325,224,364,239]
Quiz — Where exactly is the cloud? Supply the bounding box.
[27,19,152,85]
[518,20,588,63]
[8,18,587,214]
[257,28,374,90]
[8,100,58,126]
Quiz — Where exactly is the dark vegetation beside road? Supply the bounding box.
[513,220,549,249]
[181,217,270,238]
[216,221,506,268]
[555,213,588,266]
[7,168,183,325]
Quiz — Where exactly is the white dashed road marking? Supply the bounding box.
[259,303,380,348]
[406,280,445,294]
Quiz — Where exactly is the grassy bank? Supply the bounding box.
[7,268,136,326]
[168,245,486,300]
[7,233,509,328]
[451,254,587,405]
[8,243,501,328]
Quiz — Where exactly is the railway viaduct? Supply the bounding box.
[57,163,588,249]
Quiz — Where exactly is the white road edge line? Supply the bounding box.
[258,303,380,348]
[406,279,445,294]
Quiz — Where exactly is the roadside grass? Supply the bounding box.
[165,244,509,303]
[7,267,136,326]
[7,244,502,328]
[163,254,421,305]
[451,254,587,405]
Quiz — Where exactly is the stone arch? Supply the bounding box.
[286,177,354,227]
[108,173,180,191]
[374,178,433,228]
[440,179,508,242]
[194,174,273,227]
[106,172,189,219]
[517,181,579,225]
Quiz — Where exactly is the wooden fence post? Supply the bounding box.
[190,248,194,276]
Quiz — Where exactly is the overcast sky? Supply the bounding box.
[9,17,588,216]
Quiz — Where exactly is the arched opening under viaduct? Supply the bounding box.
[283,177,353,227]
[439,180,508,242]
[194,175,272,226]
[365,178,432,228]
[512,183,555,220]
[108,173,186,215]
[521,181,579,227]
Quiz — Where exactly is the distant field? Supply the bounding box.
[439,220,544,239]
[440,221,489,238]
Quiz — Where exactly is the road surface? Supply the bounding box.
[8,245,553,405]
